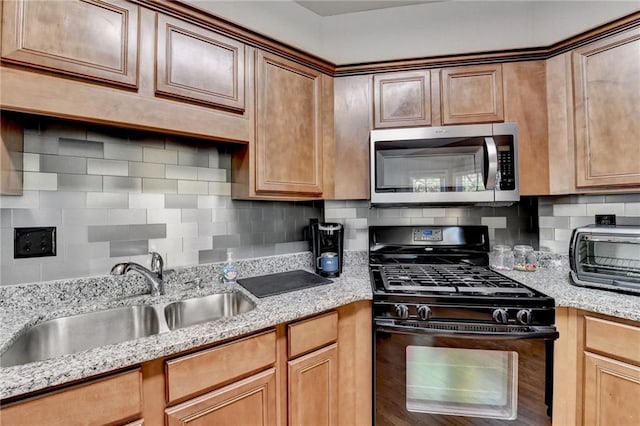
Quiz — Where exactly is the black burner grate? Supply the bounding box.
[380,264,534,295]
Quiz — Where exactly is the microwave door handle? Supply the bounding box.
[483,137,498,190]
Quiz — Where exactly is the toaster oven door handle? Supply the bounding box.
[483,137,498,190]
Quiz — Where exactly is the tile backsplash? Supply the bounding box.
[538,194,640,254]
[325,198,540,251]
[0,116,320,285]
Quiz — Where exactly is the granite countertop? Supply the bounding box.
[0,252,372,400]
[500,256,640,322]
[1,251,638,401]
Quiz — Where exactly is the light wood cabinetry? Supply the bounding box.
[440,64,504,125]
[156,14,245,111]
[373,70,431,128]
[289,344,339,426]
[165,330,276,403]
[287,311,339,426]
[0,0,253,143]
[503,61,549,196]
[165,368,277,426]
[1,0,139,88]
[0,369,143,426]
[553,308,640,426]
[254,51,327,196]
[0,112,23,195]
[572,27,640,189]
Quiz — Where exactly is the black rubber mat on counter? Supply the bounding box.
[237,269,333,298]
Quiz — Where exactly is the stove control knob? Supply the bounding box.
[417,305,432,320]
[394,304,409,319]
[517,309,533,325]
[492,308,509,324]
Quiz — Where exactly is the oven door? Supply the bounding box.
[374,321,557,426]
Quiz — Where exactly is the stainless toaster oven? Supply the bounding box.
[569,225,640,293]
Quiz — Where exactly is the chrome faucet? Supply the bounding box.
[110,252,166,296]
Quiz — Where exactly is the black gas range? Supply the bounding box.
[371,226,558,425]
[369,225,556,327]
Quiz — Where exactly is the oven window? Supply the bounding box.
[406,346,518,419]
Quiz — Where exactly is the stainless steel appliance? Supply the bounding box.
[370,123,519,205]
[370,225,557,425]
[311,222,344,277]
[569,224,640,294]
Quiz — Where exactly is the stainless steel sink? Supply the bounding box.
[1,291,257,367]
[0,305,160,368]
[164,292,255,331]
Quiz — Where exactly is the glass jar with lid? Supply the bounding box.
[513,245,537,271]
[489,245,514,271]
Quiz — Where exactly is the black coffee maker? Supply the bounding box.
[310,222,344,278]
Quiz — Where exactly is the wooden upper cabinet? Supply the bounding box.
[572,28,640,189]
[255,51,324,195]
[373,70,431,128]
[1,0,139,87]
[156,14,245,111]
[440,64,504,124]
[503,61,549,196]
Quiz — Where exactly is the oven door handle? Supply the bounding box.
[375,323,559,341]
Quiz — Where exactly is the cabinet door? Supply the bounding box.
[373,70,431,128]
[441,64,504,124]
[256,51,324,195]
[1,0,139,87]
[165,368,277,426]
[156,14,245,111]
[503,61,549,195]
[583,352,640,426]
[573,28,640,188]
[288,344,338,426]
[0,369,143,426]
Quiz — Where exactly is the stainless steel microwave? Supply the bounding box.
[370,123,519,205]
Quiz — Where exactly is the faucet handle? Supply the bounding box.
[149,252,164,277]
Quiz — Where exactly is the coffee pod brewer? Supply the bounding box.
[311,222,344,277]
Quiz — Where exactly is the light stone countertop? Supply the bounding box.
[1,251,638,401]
[0,251,371,400]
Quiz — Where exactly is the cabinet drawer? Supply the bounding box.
[585,316,640,364]
[0,369,142,426]
[165,330,276,403]
[288,311,338,358]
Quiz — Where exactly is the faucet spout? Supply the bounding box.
[110,261,165,296]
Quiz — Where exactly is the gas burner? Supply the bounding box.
[379,264,536,296]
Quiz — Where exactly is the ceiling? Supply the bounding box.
[184,1,640,64]
[294,1,439,16]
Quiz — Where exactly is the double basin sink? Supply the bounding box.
[0,291,255,368]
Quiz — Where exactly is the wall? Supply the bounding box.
[0,116,321,286]
[189,1,640,64]
[325,198,539,251]
[538,193,640,254]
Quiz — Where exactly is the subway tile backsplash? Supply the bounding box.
[0,117,320,285]
[538,194,640,254]
[325,198,540,251]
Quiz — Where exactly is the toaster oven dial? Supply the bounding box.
[516,309,533,325]
[492,308,509,324]
[394,304,409,319]
[417,305,432,320]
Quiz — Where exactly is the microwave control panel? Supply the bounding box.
[498,148,516,190]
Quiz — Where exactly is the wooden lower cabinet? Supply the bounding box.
[0,369,143,426]
[288,344,339,426]
[553,308,640,426]
[583,352,640,426]
[165,368,277,426]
